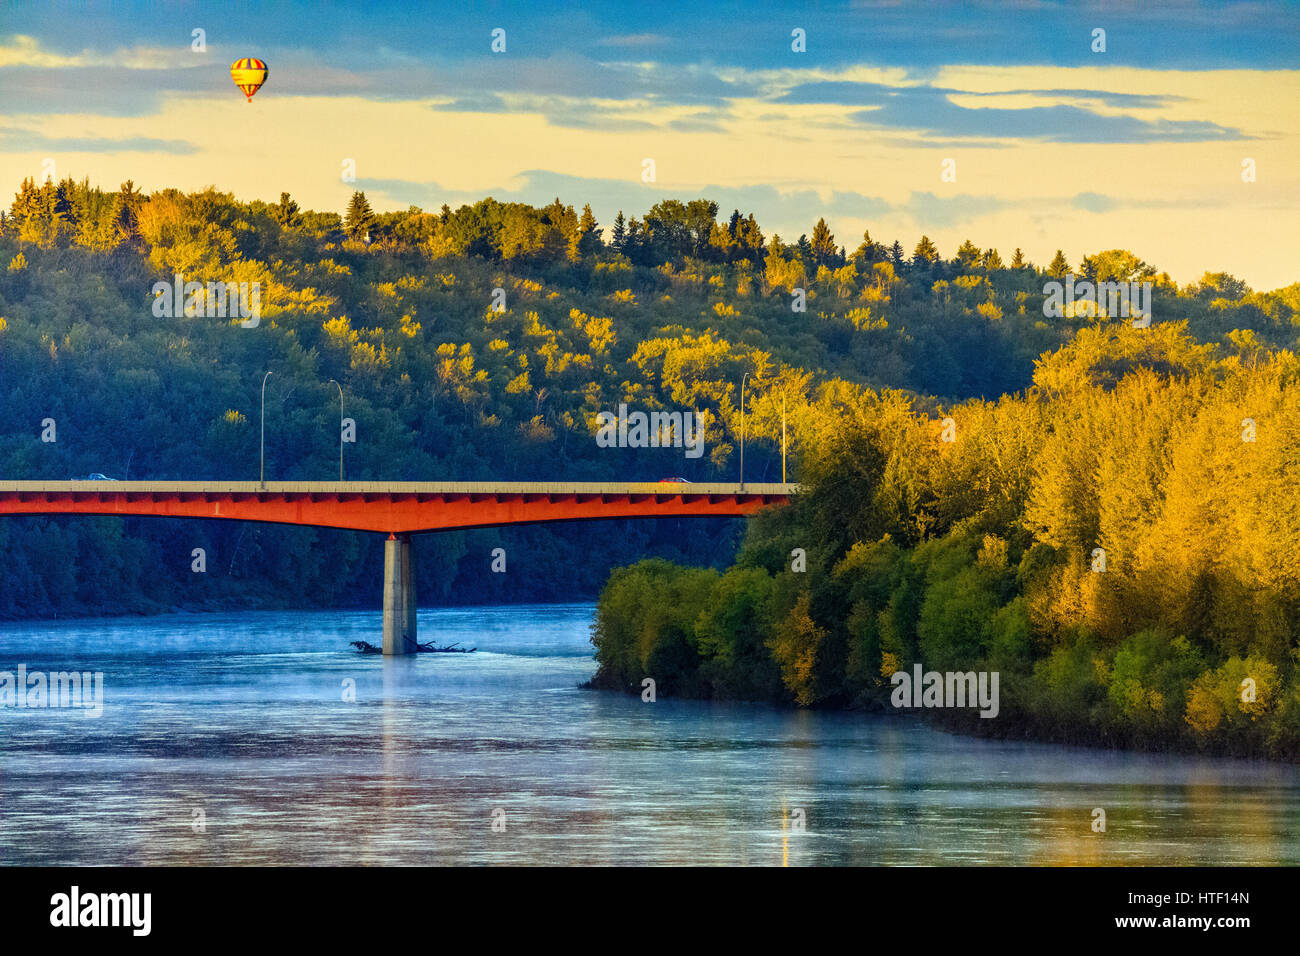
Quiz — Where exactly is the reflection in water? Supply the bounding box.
[0,604,1297,865]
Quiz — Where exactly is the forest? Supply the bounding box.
[1,176,1298,758]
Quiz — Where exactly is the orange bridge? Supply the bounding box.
[0,481,796,653]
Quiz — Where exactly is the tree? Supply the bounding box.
[1047,249,1070,278]
[574,203,602,259]
[795,233,812,265]
[912,235,939,266]
[642,198,718,262]
[852,228,884,265]
[1011,247,1027,269]
[610,211,627,251]
[344,191,375,241]
[9,177,40,232]
[736,214,764,260]
[1079,249,1156,284]
[273,192,302,229]
[109,180,143,248]
[981,248,1004,271]
[624,216,644,261]
[1195,272,1249,301]
[810,217,837,267]
[53,179,77,232]
[954,239,981,270]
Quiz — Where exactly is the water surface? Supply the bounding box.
[0,605,1296,865]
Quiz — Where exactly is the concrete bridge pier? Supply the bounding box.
[381,533,418,654]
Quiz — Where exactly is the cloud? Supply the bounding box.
[0,62,219,117]
[0,34,188,70]
[779,80,1245,143]
[851,98,1243,144]
[780,80,1184,111]
[901,191,1013,229]
[0,126,198,154]
[1072,192,1115,213]
[430,92,510,113]
[596,34,671,47]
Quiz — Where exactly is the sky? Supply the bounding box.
[2,0,1298,289]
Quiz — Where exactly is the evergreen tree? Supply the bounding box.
[273,191,302,229]
[912,235,939,266]
[610,211,627,251]
[344,190,375,241]
[1011,247,1027,269]
[624,216,644,262]
[109,180,143,248]
[981,248,1004,270]
[852,228,883,264]
[810,217,837,267]
[890,240,905,267]
[795,233,813,265]
[708,221,737,261]
[954,238,981,269]
[9,177,39,234]
[576,203,602,258]
[727,208,743,237]
[738,214,764,259]
[1047,249,1070,278]
[53,178,76,226]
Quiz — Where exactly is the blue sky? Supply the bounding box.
[6,1,1297,71]
[2,0,1298,287]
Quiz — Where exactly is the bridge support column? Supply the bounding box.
[382,533,417,655]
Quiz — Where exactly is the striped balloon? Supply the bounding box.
[230,58,268,102]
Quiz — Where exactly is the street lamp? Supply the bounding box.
[328,379,344,481]
[739,371,749,490]
[782,391,787,484]
[260,371,273,485]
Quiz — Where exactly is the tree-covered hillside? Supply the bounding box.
[0,176,1296,622]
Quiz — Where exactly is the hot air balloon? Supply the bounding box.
[230,58,268,102]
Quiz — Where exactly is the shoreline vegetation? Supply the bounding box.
[589,327,1300,762]
[1,179,1298,762]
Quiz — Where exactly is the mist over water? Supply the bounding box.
[0,604,1296,865]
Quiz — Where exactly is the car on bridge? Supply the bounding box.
[71,474,118,481]
[657,477,691,483]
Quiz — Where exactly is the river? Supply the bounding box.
[0,604,1296,865]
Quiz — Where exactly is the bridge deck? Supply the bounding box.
[0,482,798,534]
[0,481,797,494]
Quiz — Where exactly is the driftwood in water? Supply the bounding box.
[349,639,477,654]
[406,637,477,653]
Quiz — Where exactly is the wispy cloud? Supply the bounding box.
[596,33,670,47]
[0,126,198,154]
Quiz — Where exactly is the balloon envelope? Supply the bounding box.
[230,58,268,102]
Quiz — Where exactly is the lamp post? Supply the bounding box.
[328,379,344,481]
[782,391,787,484]
[260,371,272,485]
[739,371,749,490]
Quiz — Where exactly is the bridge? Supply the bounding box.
[0,481,796,654]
